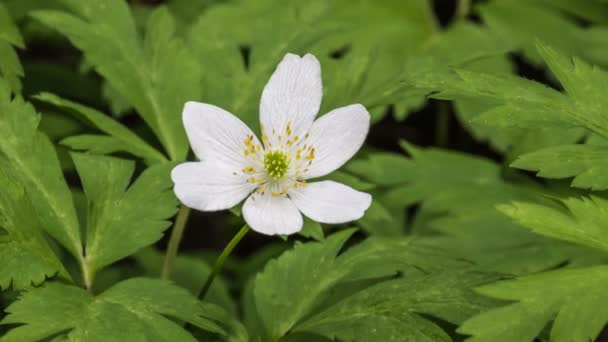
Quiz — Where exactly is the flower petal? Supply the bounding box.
[183,101,262,167]
[300,104,370,179]
[289,181,371,224]
[260,53,322,147]
[242,192,303,235]
[172,162,255,211]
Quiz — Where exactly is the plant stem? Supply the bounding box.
[198,224,250,300]
[161,205,191,280]
[456,0,471,19]
[80,254,93,291]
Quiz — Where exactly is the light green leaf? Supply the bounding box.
[32,3,201,161]
[1,278,227,341]
[295,270,499,342]
[252,230,471,340]
[499,196,608,253]
[0,162,68,289]
[188,0,341,128]
[422,43,608,142]
[71,153,177,277]
[460,266,608,342]
[253,230,356,340]
[134,248,236,315]
[35,93,167,164]
[534,0,608,24]
[359,144,605,275]
[478,0,608,67]
[0,3,23,93]
[512,144,608,190]
[298,218,324,241]
[346,152,413,186]
[0,78,81,257]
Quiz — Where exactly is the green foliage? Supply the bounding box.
[349,144,606,275]
[420,42,608,140]
[0,278,228,341]
[459,266,608,342]
[500,196,608,253]
[36,93,167,165]
[0,78,82,257]
[0,3,23,93]
[32,2,201,161]
[2,0,608,341]
[476,0,608,66]
[512,144,608,190]
[134,248,236,315]
[295,270,499,342]
[0,163,67,289]
[71,153,178,279]
[249,230,491,341]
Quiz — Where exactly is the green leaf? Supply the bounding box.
[511,144,608,190]
[295,270,499,342]
[252,230,472,340]
[359,144,606,275]
[298,218,324,241]
[0,78,81,257]
[187,0,449,125]
[0,3,24,93]
[35,93,167,164]
[478,0,608,67]
[253,230,356,340]
[1,278,227,341]
[71,153,177,277]
[459,266,608,342]
[0,162,68,289]
[499,196,608,253]
[423,43,608,142]
[188,0,342,128]
[32,3,201,161]
[134,248,236,315]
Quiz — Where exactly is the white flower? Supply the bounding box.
[171,53,372,235]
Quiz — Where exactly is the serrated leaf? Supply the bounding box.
[0,278,227,341]
[252,230,472,340]
[512,144,608,190]
[35,93,167,164]
[253,230,356,340]
[0,162,68,289]
[359,144,606,275]
[421,43,608,143]
[32,3,201,161]
[499,196,608,253]
[71,153,177,277]
[0,78,81,257]
[188,0,342,128]
[459,266,608,342]
[295,270,500,342]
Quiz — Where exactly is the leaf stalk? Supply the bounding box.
[161,205,192,280]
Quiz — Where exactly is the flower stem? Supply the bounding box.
[198,224,250,300]
[161,205,191,280]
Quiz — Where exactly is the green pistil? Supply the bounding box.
[264,150,290,180]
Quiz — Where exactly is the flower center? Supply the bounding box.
[264,150,290,180]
